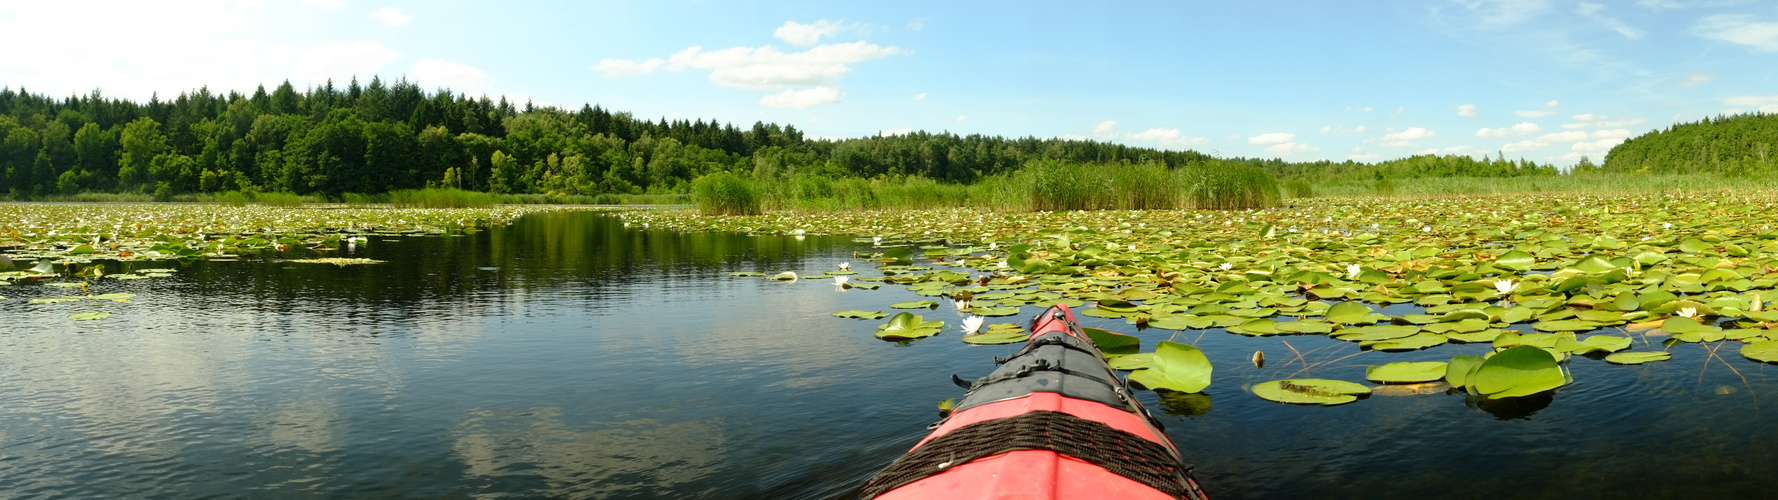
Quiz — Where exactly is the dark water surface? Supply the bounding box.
[3,210,1778,499]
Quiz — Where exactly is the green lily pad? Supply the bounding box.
[1252,379,1370,405]
[1445,355,1484,388]
[1084,327,1140,356]
[890,301,940,309]
[87,293,136,300]
[1275,320,1335,334]
[1366,361,1450,383]
[968,306,1022,317]
[771,271,798,281]
[1147,314,1214,330]
[1126,341,1213,393]
[1604,351,1672,365]
[833,310,889,320]
[962,323,1029,345]
[1334,324,1421,341]
[68,311,111,321]
[876,312,945,340]
[1108,352,1155,371]
[1325,301,1386,325]
[1495,250,1535,271]
[1365,332,1448,351]
[1742,341,1778,363]
[1471,345,1570,399]
[1533,319,1604,332]
[30,297,82,304]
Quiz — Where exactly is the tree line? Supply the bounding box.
[0,78,1215,200]
[1597,112,1777,175]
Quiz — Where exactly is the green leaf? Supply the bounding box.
[1325,301,1383,325]
[1083,327,1140,356]
[1252,379,1370,405]
[1742,340,1778,363]
[1445,355,1485,388]
[771,271,798,281]
[832,310,889,320]
[882,247,914,265]
[1533,319,1603,332]
[1126,341,1213,393]
[1365,332,1448,351]
[1472,345,1569,399]
[1605,351,1672,365]
[1108,352,1155,371]
[876,312,944,340]
[890,300,940,309]
[1333,324,1421,341]
[1366,361,1449,383]
[962,323,1029,345]
[68,311,111,321]
[1573,255,1618,274]
[1494,250,1535,271]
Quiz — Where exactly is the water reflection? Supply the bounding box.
[453,408,727,497]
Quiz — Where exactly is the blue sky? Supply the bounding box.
[3,0,1777,166]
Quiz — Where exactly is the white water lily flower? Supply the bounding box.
[1422,225,1431,232]
[1663,222,1672,229]
[1129,244,1137,251]
[1678,307,1698,318]
[998,260,1009,269]
[1346,264,1361,279]
[873,236,883,244]
[955,298,972,311]
[838,262,850,271]
[989,242,997,250]
[834,276,849,287]
[1219,262,1233,271]
[1495,279,1517,295]
[962,315,985,335]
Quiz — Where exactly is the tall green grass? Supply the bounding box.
[389,188,497,208]
[1306,173,1778,199]
[691,172,762,215]
[743,160,1282,213]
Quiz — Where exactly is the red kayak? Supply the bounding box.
[861,305,1207,500]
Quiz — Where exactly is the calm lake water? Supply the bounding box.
[3,210,1777,499]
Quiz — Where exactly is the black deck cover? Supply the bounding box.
[951,330,1135,413]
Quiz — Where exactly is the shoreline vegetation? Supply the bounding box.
[1,80,1775,214]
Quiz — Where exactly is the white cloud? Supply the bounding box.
[1680,73,1714,87]
[1568,113,1650,128]
[1126,128,1210,149]
[774,20,842,46]
[956,115,967,122]
[1347,152,1381,161]
[1575,2,1643,39]
[287,41,400,83]
[1321,125,1366,134]
[1265,142,1320,156]
[1248,132,1296,145]
[1093,120,1119,139]
[758,86,844,109]
[369,6,410,27]
[1501,130,1601,153]
[879,128,914,137]
[1723,95,1778,113]
[409,59,489,94]
[594,58,664,77]
[1381,127,1436,147]
[665,41,903,90]
[1475,122,1542,137]
[1545,100,1559,108]
[1341,105,1374,113]
[907,18,925,31]
[911,92,927,100]
[1694,15,1778,52]
[1389,107,1405,119]
[1515,109,1556,117]
[1457,104,1478,117]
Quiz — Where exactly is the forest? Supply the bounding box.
[0,78,1755,202]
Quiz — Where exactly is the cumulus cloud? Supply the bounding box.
[1126,128,1210,149]
[1265,142,1320,156]
[369,6,410,27]
[911,92,927,100]
[1546,100,1560,107]
[409,59,489,94]
[956,115,967,122]
[759,86,844,108]
[1347,152,1381,161]
[1475,122,1542,137]
[1723,95,1778,113]
[1248,132,1296,145]
[664,41,902,90]
[1693,15,1778,51]
[1381,127,1436,147]
[774,20,843,46]
[1457,104,1478,117]
[594,58,664,77]
[1093,120,1119,139]
[1500,129,1628,155]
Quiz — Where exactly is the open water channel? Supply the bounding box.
[3,210,1778,499]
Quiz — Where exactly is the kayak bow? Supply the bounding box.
[861,305,1207,500]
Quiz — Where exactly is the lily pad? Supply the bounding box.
[1252,379,1370,405]
[1083,327,1140,356]
[962,323,1029,345]
[1366,361,1450,383]
[833,310,889,320]
[890,301,940,309]
[1108,352,1155,371]
[1471,345,1570,399]
[1742,341,1778,363]
[876,312,945,340]
[68,312,111,321]
[1126,341,1213,393]
[1604,351,1672,365]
